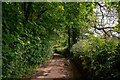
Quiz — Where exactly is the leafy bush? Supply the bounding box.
[2,3,53,78]
[71,36,120,79]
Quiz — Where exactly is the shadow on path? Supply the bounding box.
[23,53,71,80]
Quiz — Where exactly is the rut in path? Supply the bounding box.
[23,53,72,80]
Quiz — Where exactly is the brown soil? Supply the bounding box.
[23,53,71,80]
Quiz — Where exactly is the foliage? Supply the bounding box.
[2,2,53,78]
[71,36,120,79]
[2,2,120,79]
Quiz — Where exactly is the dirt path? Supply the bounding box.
[23,53,72,80]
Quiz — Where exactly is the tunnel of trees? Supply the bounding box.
[2,2,120,80]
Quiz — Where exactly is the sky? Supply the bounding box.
[92,2,119,37]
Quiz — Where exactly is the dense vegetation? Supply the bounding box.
[2,2,120,79]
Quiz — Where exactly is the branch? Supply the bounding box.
[37,9,47,20]
[97,2,104,7]
[24,2,32,22]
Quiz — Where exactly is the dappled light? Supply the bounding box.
[2,2,120,80]
[23,53,70,80]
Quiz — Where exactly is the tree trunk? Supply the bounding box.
[68,26,71,54]
[72,26,78,45]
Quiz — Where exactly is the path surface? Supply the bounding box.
[23,53,72,80]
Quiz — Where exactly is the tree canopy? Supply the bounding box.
[2,2,120,79]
